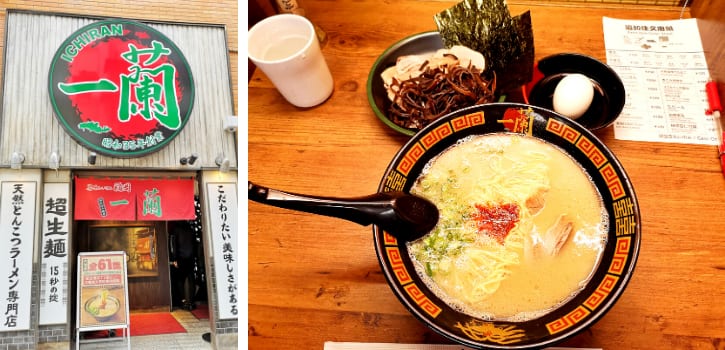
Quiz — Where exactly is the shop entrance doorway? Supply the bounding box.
[76,220,171,310]
[70,175,207,314]
[168,215,207,310]
[74,211,207,311]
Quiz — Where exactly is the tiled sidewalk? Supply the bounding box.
[40,308,213,350]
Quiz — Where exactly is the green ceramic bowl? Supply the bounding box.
[366,31,444,136]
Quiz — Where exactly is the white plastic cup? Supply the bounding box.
[248,14,334,108]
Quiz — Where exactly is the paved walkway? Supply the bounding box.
[40,308,213,350]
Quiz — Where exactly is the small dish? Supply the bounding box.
[527,53,626,131]
[366,31,445,136]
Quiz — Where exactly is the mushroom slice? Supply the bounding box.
[380,65,400,101]
[447,45,486,71]
[525,187,548,216]
[429,50,460,69]
[543,214,573,256]
[381,54,432,101]
[523,231,544,262]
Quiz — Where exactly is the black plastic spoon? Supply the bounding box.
[248,181,439,241]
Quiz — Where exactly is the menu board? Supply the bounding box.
[603,17,713,145]
[76,252,129,329]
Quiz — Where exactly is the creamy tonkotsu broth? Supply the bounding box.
[408,133,607,321]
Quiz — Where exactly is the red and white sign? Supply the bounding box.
[75,178,194,220]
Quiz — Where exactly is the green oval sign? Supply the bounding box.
[48,19,195,158]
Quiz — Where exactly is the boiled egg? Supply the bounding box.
[552,73,594,120]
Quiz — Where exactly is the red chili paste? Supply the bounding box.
[473,203,520,244]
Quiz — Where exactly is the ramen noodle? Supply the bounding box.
[408,133,607,321]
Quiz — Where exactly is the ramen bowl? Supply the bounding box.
[84,293,121,322]
[374,102,640,349]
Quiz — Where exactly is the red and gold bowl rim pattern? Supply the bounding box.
[375,103,640,349]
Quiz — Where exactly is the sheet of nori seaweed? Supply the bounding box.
[503,10,534,94]
[434,0,534,95]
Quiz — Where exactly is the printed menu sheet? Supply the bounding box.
[602,17,714,145]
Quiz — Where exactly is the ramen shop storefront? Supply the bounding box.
[0,10,238,349]
[74,175,198,306]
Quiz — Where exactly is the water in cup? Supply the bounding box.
[263,36,308,61]
[248,14,334,107]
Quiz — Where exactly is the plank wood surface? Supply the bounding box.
[248,1,725,349]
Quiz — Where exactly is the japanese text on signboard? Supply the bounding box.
[0,182,37,331]
[40,183,70,325]
[207,183,238,320]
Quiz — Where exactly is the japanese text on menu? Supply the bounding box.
[603,17,713,145]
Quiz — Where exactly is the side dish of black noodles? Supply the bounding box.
[380,47,497,130]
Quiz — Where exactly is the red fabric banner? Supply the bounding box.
[136,179,195,221]
[75,178,195,221]
[74,178,136,220]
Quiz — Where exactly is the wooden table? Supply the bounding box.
[247,1,725,349]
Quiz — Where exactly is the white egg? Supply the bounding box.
[552,73,594,120]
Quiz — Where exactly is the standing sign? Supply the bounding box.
[207,183,238,319]
[48,19,194,158]
[0,182,37,332]
[40,183,71,325]
[77,252,129,328]
[76,252,130,349]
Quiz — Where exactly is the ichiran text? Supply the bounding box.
[60,24,123,63]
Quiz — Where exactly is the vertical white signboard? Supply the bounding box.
[0,182,37,331]
[40,183,70,325]
[207,183,238,320]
